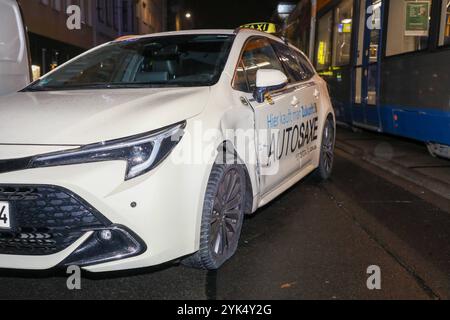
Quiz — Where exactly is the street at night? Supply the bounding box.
[1,128,448,300]
[1,0,450,305]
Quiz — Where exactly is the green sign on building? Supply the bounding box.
[405,1,430,36]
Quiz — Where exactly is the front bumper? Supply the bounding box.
[0,184,109,256]
[0,143,210,272]
[0,184,146,267]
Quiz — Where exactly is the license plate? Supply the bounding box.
[0,202,10,229]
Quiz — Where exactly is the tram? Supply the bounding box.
[283,0,450,158]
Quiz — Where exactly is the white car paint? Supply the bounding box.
[0,0,30,96]
[0,87,209,145]
[255,69,288,88]
[0,29,335,272]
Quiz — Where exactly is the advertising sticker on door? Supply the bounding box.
[266,103,319,164]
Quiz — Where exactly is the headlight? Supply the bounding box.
[29,122,186,180]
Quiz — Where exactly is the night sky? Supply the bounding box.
[179,0,281,29]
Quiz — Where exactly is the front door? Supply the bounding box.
[353,0,384,130]
[238,37,302,195]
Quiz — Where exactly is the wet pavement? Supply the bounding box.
[0,129,449,300]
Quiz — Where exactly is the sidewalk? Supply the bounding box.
[335,126,450,202]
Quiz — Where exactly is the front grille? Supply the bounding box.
[0,185,110,256]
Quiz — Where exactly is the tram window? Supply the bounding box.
[315,11,333,70]
[368,65,377,105]
[355,68,363,104]
[439,0,450,46]
[332,0,354,66]
[284,0,312,56]
[386,0,432,56]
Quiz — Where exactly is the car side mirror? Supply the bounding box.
[254,69,288,103]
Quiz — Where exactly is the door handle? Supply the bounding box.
[291,96,299,107]
[314,89,320,99]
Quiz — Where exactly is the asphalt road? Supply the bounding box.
[1,140,449,300]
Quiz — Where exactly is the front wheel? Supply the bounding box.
[314,116,335,181]
[182,163,246,270]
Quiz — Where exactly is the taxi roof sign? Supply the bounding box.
[240,22,277,34]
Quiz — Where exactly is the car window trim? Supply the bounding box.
[232,35,287,93]
[271,40,316,85]
[231,36,316,100]
[270,40,300,84]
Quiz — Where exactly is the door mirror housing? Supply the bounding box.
[254,69,288,103]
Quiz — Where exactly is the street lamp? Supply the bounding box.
[185,12,192,19]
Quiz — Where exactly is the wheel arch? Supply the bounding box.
[216,140,256,215]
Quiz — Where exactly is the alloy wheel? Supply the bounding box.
[210,168,243,257]
[322,120,335,174]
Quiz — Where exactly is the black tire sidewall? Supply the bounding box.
[317,117,335,180]
[199,164,246,269]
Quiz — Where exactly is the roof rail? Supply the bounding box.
[115,35,139,41]
[280,35,289,45]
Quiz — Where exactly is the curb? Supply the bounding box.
[336,140,450,202]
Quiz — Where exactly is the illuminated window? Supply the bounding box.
[332,0,354,66]
[32,65,41,82]
[315,11,332,70]
[439,0,450,46]
[386,0,432,56]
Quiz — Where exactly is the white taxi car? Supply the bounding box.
[0,28,335,272]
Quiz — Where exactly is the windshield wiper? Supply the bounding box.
[21,86,54,92]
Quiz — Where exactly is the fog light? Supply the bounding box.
[100,230,112,241]
[62,225,146,267]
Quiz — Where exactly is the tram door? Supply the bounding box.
[353,0,383,130]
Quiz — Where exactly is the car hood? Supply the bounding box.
[0,87,210,145]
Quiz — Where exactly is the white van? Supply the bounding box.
[0,0,30,96]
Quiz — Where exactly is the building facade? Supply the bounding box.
[167,0,194,31]
[19,0,167,78]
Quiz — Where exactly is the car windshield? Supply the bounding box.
[24,34,235,91]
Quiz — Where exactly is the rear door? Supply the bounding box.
[0,0,30,96]
[271,41,322,170]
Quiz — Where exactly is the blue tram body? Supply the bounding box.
[284,0,450,158]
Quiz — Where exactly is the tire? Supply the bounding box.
[182,163,246,270]
[314,116,335,181]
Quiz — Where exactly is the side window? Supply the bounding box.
[315,11,333,70]
[232,61,249,92]
[272,41,314,82]
[240,38,285,92]
[386,0,432,56]
[332,0,354,66]
[294,51,316,79]
[271,41,303,82]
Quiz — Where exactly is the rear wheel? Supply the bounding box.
[182,163,246,270]
[314,116,335,181]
